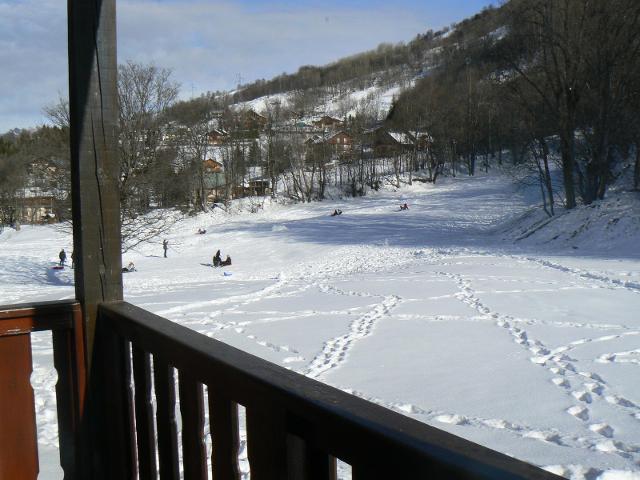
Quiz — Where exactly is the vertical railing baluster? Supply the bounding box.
[0,334,38,480]
[178,372,207,479]
[246,404,288,480]
[208,389,241,480]
[304,448,337,480]
[153,358,180,480]
[132,347,158,480]
[52,306,86,480]
[89,320,137,479]
[285,434,337,480]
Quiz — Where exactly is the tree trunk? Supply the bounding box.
[559,128,577,209]
[541,139,555,216]
[635,141,640,191]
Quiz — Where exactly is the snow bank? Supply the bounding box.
[500,191,640,256]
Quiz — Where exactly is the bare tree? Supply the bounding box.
[118,61,180,214]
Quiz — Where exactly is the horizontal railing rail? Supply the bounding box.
[0,300,85,480]
[100,301,563,480]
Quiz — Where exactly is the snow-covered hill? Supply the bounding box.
[1,172,639,479]
[234,70,416,125]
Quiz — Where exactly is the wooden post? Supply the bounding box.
[68,0,130,478]
[68,0,122,361]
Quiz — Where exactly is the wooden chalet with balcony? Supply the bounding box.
[207,128,229,146]
[364,126,416,158]
[0,3,566,480]
[312,116,344,130]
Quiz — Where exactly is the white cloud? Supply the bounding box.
[1,0,448,131]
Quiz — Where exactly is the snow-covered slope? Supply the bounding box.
[501,191,640,256]
[1,173,639,479]
[235,74,414,124]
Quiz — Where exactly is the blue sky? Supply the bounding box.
[0,0,495,131]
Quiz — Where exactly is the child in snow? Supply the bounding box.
[400,203,409,211]
[163,239,168,258]
[59,249,67,266]
[331,209,343,216]
[122,262,136,273]
[220,255,232,267]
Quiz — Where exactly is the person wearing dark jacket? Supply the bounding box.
[163,239,168,258]
[220,255,232,267]
[213,250,222,267]
[59,249,67,266]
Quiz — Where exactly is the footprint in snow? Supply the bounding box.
[572,391,593,403]
[434,414,469,426]
[567,405,589,421]
[589,423,614,438]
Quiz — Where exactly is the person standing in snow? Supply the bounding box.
[163,239,168,258]
[59,249,67,266]
[70,250,75,268]
[213,249,222,267]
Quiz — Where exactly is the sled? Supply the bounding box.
[52,265,64,270]
[223,271,233,276]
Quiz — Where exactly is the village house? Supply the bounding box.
[312,115,344,130]
[203,161,271,203]
[19,195,59,223]
[1,192,60,225]
[242,109,268,131]
[306,130,354,159]
[207,128,228,145]
[364,126,416,157]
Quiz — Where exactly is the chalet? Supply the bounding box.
[242,109,268,131]
[327,130,353,151]
[19,195,58,223]
[0,195,58,225]
[202,159,225,202]
[207,128,228,145]
[414,131,434,151]
[364,126,416,157]
[312,115,344,130]
[203,159,223,173]
[246,178,271,197]
[310,131,353,151]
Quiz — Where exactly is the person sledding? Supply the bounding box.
[220,255,232,267]
[122,262,136,273]
[330,209,343,216]
[213,250,222,267]
[58,249,67,266]
[399,203,409,211]
[197,228,207,234]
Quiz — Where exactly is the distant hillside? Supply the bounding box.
[231,5,503,106]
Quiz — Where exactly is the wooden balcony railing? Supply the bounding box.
[97,301,563,480]
[0,301,85,480]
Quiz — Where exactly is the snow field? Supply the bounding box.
[1,173,639,479]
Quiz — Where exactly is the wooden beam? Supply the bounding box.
[68,1,126,478]
[68,0,122,363]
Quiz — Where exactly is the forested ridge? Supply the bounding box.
[2,0,640,238]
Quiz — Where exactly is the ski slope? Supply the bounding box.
[1,173,639,479]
